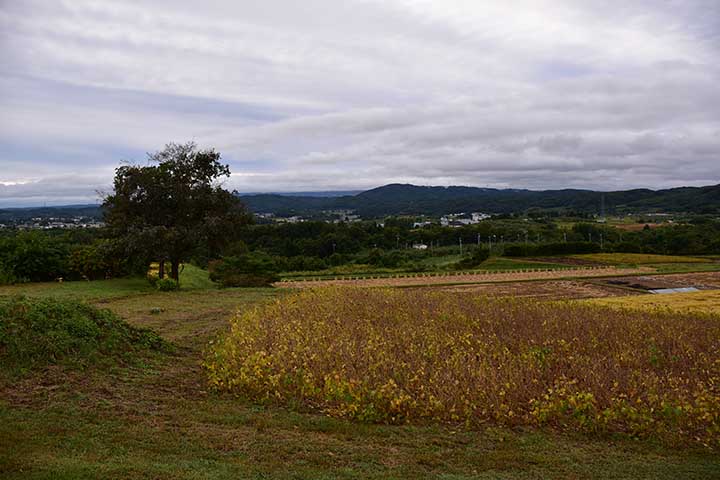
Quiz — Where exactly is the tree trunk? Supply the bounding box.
[158,259,165,279]
[171,260,180,282]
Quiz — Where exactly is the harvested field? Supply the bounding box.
[437,279,640,300]
[588,289,720,314]
[277,266,654,289]
[596,271,720,292]
[572,253,711,265]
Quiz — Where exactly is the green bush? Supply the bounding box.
[209,252,280,287]
[0,262,17,285]
[68,239,126,280]
[155,278,180,291]
[0,231,70,282]
[0,296,167,374]
[456,247,490,269]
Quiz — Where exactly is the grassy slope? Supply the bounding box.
[1,273,718,479]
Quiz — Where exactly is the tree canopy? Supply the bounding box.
[103,142,252,281]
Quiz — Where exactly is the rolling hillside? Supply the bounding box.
[240,183,720,217]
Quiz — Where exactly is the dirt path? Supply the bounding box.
[277,266,654,289]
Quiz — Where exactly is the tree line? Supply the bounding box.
[1,142,719,286]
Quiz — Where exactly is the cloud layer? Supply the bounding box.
[1,0,718,206]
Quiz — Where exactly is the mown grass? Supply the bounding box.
[2,278,719,478]
[573,253,712,265]
[207,287,720,446]
[587,289,720,315]
[0,264,215,301]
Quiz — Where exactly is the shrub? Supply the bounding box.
[0,262,17,285]
[455,247,490,269]
[206,287,720,446]
[0,231,70,282]
[68,239,126,280]
[0,296,167,374]
[209,252,280,287]
[155,278,180,291]
[285,255,327,272]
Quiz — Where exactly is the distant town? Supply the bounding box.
[0,216,105,230]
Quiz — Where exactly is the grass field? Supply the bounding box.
[2,272,719,478]
[280,256,571,281]
[588,289,720,314]
[572,253,712,265]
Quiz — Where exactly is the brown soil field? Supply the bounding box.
[277,266,653,289]
[435,279,640,299]
[596,271,720,291]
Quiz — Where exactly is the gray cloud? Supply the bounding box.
[0,0,718,206]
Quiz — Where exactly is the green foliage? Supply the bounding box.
[209,253,280,287]
[155,278,180,291]
[0,296,166,374]
[456,247,490,269]
[67,239,126,280]
[0,231,70,282]
[103,141,253,281]
[0,262,17,285]
[504,241,601,257]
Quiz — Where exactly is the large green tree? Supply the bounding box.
[103,142,252,282]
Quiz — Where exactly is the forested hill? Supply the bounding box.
[3,183,719,221]
[239,183,720,217]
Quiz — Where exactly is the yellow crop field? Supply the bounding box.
[589,289,720,314]
[573,253,711,264]
[206,287,720,445]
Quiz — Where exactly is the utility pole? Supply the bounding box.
[600,233,604,250]
[459,237,463,255]
[396,233,400,250]
[477,233,481,245]
[563,232,567,243]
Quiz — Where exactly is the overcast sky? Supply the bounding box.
[1,0,719,206]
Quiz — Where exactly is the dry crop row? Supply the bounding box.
[206,287,720,446]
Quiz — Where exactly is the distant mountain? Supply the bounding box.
[3,183,718,222]
[238,190,361,198]
[239,183,720,217]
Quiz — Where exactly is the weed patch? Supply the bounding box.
[0,296,168,375]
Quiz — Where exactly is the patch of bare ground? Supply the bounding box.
[278,266,654,289]
[436,279,642,299]
[597,271,720,291]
